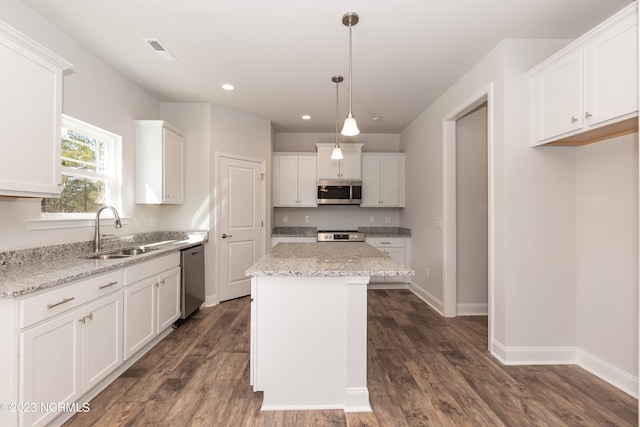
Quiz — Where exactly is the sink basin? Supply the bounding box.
[86,253,133,260]
[110,247,154,256]
[83,246,158,260]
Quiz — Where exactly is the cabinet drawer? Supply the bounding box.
[124,253,180,285]
[366,237,405,248]
[20,269,123,329]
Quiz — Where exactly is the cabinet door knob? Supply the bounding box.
[585,112,592,119]
[571,116,578,123]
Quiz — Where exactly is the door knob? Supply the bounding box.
[221,233,233,239]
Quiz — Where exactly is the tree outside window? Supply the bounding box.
[41,115,121,216]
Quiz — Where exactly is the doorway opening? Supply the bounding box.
[442,84,494,351]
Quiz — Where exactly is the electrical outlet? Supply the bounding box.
[385,216,391,224]
[283,216,288,223]
[134,217,141,228]
[149,217,156,227]
[304,215,309,223]
[369,216,374,223]
[425,268,430,279]
[435,217,443,228]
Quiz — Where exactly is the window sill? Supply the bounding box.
[28,217,131,231]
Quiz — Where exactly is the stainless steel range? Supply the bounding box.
[317,230,365,242]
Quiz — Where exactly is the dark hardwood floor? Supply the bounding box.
[64,289,638,426]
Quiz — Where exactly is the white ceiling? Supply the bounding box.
[21,0,634,133]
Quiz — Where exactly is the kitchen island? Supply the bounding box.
[246,242,414,412]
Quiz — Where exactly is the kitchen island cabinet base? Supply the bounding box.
[250,275,372,412]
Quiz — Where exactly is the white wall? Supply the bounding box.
[160,103,212,231]
[401,35,638,392]
[0,0,160,251]
[401,38,574,351]
[576,133,638,379]
[273,206,401,229]
[456,105,488,312]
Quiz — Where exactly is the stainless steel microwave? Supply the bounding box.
[317,180,362,205]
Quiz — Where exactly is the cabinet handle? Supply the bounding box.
[380,242,391,245]
[571,116,578,123]
[47,297,75,309]
[585,112,592,119]
[98,281,119,290]
[79,317,85,324]
[161,279,166,284]
[86,312,93,321]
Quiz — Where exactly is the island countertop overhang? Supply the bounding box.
[246,242,415,278]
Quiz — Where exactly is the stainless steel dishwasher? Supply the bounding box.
[176,244,205,326]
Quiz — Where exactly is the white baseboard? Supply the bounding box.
[202,294,218,307]
[491,340,576,365]
[344,387,373,412]
[456,303,488,316]
[368,282,410,290]
[576,348,639,398]
[490,340,638,398]
[409,282,444,316]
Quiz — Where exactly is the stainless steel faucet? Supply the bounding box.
[94,205,123,252]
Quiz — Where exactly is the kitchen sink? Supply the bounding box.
[87,253,133,260]
[83,246,159,260]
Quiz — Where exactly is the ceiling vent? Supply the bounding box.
[142,38,178,62]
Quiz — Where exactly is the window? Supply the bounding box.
[41,115,122,217]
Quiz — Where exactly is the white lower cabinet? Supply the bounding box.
[19,270,123,427]
[156,267,181,332]
[124,253,181,360]
[20,308,82,427]
[123,277,156,359]
[366,237,411,284]
[5,252,183,427]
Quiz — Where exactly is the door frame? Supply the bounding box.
[214,151,266,304]
[442,83,495,351]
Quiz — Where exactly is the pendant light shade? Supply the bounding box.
[341,113,359,136]
[331,75,344,160]
[341,12,360,136]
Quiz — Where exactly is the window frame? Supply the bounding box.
[36,114,123,225]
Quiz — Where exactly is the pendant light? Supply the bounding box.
[331,75,344,160]
[341,12,360,136]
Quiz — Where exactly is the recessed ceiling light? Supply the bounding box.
[370,116,381,121]
[302,115,311,120]
[222,83,235,91]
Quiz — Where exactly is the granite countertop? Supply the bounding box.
[271,226,411,238]
[246,242,415,278]
[0,231,207,298]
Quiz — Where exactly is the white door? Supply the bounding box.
[218,154,264,302]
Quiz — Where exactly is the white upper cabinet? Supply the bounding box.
[361,153,405,207]
[530,3,637,146]
[135,120,185,204]
[0,21,72,197]
[273,154,317,207]
[316,143,363,180]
